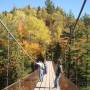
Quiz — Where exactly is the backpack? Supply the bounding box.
[43,64,47,74]
[41,63,45,70]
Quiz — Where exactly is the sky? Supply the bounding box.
[0,0,90,17]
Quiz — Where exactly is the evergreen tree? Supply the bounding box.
[45,0,55,14]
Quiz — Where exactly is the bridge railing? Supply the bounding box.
[3,70,39,90]
[0,18,34,90]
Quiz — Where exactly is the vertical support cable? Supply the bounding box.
[75,60,78,86]
[21,51,25,77]
[64,49,67,76]
[22,54,24,89]
[6,32,10,90]
[49,61,50,90]
[17,46,21,90]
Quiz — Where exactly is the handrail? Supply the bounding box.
[0,19,33,60]
[3,70,39,90]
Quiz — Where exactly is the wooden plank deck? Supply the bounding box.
[34,61,60,90]
[3,61,79,90]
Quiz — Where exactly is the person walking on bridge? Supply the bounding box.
[54,60,63,88]
[36,61,45,82]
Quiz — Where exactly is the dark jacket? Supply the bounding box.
[55,65,61,77]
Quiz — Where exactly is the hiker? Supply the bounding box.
[36,61,45,81]
[43,61,47,75]
[54,60,63,88]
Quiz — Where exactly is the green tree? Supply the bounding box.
[45,0,55,14]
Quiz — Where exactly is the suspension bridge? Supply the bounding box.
[3,61,79,90]
[0,16,79,90]
[1,16,88,90]
[0,0,88,90]
[0,18,79,90]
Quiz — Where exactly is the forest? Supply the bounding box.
[0,0,90,90]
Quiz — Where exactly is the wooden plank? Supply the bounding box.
[45,61,50,90]
[34,82,42,90]
[39,75,47,90]
[50,61,55,90]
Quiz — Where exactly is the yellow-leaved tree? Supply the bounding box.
[25,15,51,45]
[17,15,51,59]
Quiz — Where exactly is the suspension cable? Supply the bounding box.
[73,0,87,31]
[0,18,33,89]
[17,46,21,90]
[73,0,87,40]
[0,19,33,61]
[73,0,87,86]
